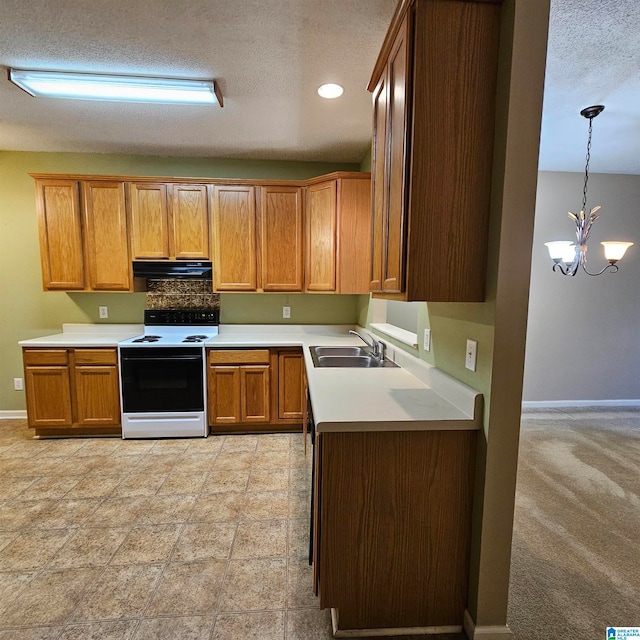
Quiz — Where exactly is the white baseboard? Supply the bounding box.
[463,610,512,639]
[0,410,27,419]
[522,399,640,409]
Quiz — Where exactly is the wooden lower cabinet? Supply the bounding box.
[208,365,242,425]
[24,364,73,428]
[208,364,270,426]
[240,366,271,423]
[313,429,476,634]
[277,350,304,420]
[23,348,121,436]
[208,347,304,433]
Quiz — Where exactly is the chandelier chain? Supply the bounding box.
[582,116,593,213]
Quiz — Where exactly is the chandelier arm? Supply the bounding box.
[552,262,578,276]
[581,263,619,277]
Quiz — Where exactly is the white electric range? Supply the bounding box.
[118,309,219,439]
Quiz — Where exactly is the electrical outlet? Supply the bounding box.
[465,339,478,372]
[13,378,23,391]
[282,306,291,319]
[423,328,431,351]
[99,306,109,319]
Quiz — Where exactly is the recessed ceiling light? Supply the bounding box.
[8,68,223,106]
[317,83,344,99]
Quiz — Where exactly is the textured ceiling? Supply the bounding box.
[0,0,639,172]
[0,0,396,163]
[540,0,640,173]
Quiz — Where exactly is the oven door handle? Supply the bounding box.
[120,355,203,362]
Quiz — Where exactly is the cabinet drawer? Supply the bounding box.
[208,349,270,365]
[23,349,69,366]
[74,349,118,366]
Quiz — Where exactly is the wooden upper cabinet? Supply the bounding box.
[35,179,85,290]
[170,184,209,259]
[260,186,304,292]
[211,185,257,291]
[370,13,410,296]
[368,0,501,301]
[305,181,337,292]
[128,182,170,259]
[336,178,372,294]
[370,75,388,294]
[82,181,131,291]
[383,14,410,294]
[129,182,209,260]
[31,171,370,294]
[305,175,372,294]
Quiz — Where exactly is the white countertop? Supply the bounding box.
[19,324,144,347]
[19,323,482,432]
[210,325,482,432]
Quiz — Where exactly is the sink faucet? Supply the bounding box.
[349,330,383,358]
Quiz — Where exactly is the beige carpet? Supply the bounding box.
[508,407,640,639]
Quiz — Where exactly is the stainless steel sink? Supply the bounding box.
[312,346,371,357]
[309,346,398,368]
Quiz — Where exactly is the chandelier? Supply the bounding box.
[544,105,633,276]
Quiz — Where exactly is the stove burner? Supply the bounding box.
[132,335,162,343]
[182,334,209,343]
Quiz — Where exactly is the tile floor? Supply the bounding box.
[0,420,334,639]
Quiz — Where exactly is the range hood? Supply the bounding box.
[133,261,213,279]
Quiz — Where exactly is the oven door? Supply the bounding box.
[119,347,204,413]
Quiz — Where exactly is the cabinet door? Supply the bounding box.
[211,185,257,291]
[383,14,410,293]
[337,178,372,294]
[129,183,170,259]
[170,184,209,259]
[82,181,131,291]
[35,179,85,290]
[74,365,121,426]
[24,366,73,428]
[370,75,388,293]
[305,181,337,292]
[240,366,271,423]
[260,186,304,291]
[278,351,304,420]
[208,365,241,425]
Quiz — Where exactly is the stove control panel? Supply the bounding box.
[144,309,220,326]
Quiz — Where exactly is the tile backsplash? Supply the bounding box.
[146,279,220,311]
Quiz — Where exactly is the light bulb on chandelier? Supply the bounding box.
[544,105,633,276]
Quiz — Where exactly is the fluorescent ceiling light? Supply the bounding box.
[8,68,223,106]
[317,83,344,99]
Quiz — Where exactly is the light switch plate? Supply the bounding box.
[282,306,291,319]
[465,339,477,372]
[13,378,23,391]
[423,328,431,351]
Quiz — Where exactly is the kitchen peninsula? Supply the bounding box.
[20,321,481,636]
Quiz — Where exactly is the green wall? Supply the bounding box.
[363,298,495,411]
[0,151,360,412]
[359,147,372,172]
